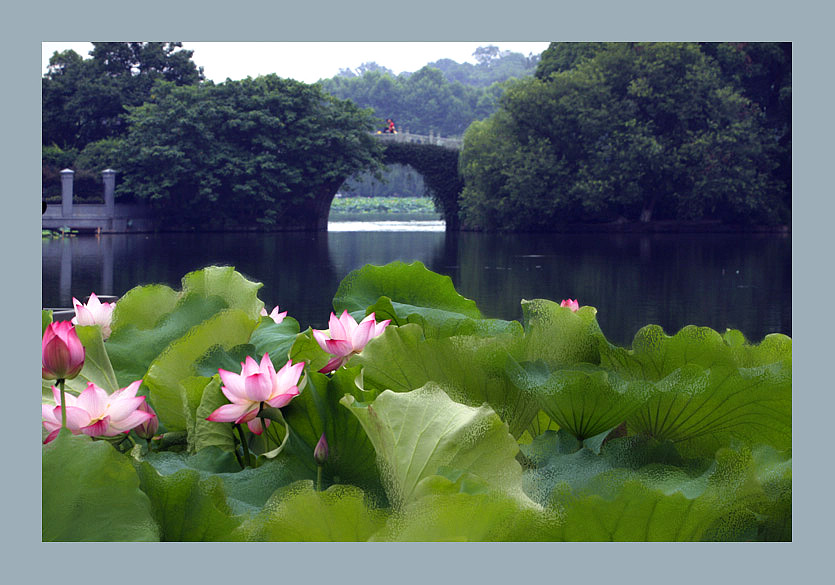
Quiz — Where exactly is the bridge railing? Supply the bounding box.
[373,130,462,150]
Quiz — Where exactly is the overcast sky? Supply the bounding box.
[42,42,551,84]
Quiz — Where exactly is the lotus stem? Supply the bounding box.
[236,424,252,467]
[58,378,67,430]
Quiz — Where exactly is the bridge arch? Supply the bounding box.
[303,133,465,231]
[377,140,463,230]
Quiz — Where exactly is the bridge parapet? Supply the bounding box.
[373,130,462,150]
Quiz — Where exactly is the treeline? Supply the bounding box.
[42,42,791,230]
[42,43,383,229]
[459,42,791,230]
[319,46,540,137]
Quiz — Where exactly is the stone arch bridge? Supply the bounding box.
[304,132,465,231]
[43,133,466,233]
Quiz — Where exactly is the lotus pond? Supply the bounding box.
[41,261,791,541]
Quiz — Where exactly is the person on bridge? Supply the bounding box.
[381,118,397,134]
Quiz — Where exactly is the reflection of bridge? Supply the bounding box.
[373,131,463,150]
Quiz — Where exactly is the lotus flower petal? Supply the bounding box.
[312,311,390,373]
[206,402,257,424]
[246,417,270,435]
[261,306,287,324]
[218,369,247,401]
[72,293,115,339]
[42,379,153,440]
[560,299,580,312]
[208,353,303,427]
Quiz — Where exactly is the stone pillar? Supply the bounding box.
[60,169,74,218]
[102,169,116,215]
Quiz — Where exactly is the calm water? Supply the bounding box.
[42,223,791,346]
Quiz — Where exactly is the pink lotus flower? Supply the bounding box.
[260,305,287,324]
[72,293,116,339]
[312,311,391,373]
[207,353,304,435]
[41,380,154,444]
[42,321,85,380]
[560,299,580,312]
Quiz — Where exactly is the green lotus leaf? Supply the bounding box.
[233,480,389,541]
[521,299,604,366]
[351,324,538,438]
[134,461,244,541]
[105,294,229,387]
[601,324,789,381]
[333,260,481,319]
[518,410,561,445]
[530,439,788,541]
[722,329,792,367]
[73,324,120,393]
[42,309,52,335]
[522,431,705,505]
[144,309,259,432]
[281,367,384,498]
[363,294,521,339]
[179,265,264,321]
[190,375,236,454]
[110,283,179,333]
[248,316,302,362]
[512,362,652,441]
[43,431,159,541]
[553,479,758,541]
[139,447,313,515]
[341,383,533,508]
[371,489,563,541]
[288,328,332,373]
[194,343,256,379]
[627,362,792,454]
[106,266,264,387]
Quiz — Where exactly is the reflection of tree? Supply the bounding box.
[43,232,790,346]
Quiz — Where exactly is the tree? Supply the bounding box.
[318,46,545,136]
[116,75,384,229]
[42,42,204,150]
[459,43,787,230]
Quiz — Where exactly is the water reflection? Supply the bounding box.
[42,227,791,345]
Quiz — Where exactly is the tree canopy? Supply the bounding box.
[42,42,204,150]
[318,46,539,136]
[459,42,790,230]
[115,75,383,229]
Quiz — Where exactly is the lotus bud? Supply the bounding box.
[42,321,85,380]
[134,400,159,440]
[560,299,580,312]
[314,433,329,465]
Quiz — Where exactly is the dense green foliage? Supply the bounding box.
[460,42,791,230]
[113,76,383,229]
[381,142,464,229]
[42,42,203,150]
[43,263,790,541]
[319,46,539,136]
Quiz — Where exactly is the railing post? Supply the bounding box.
[102,169,116,215]
[60,169,74,218]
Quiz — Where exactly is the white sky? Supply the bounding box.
[42,42,551,84]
